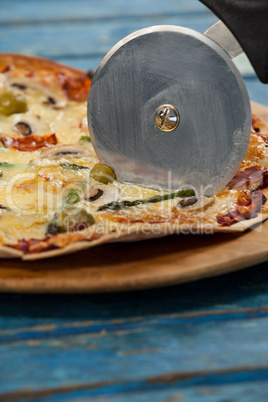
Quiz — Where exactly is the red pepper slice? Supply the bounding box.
[1,133,57,151]
[57,73,91,102]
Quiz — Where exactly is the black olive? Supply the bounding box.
[46,221,59,236]
[14,122,32,136]
[43,96,56,105]
[11,83,27,90]
[86,69,95,79]
[56,151,79,155]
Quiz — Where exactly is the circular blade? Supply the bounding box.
[88,25,251,196]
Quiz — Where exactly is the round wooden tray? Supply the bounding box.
[1,224,268,293]
[0,103,267,293]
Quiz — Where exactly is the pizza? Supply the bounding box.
[0,53,268,260]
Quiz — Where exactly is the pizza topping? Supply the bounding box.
[86,188,104,202]
[12,114,50,137]
[178,197,198,208]
[217,190,266,226]
[1,133,57,151]
[61,163,90,171]
[227,166,268,191]
[252,114,268,133]
[79,135,91,142]
[174,195,215,212]
[46,190,83,235]
[98,189,195,211]
[43,96,56,106]
[11,83,27,91]
[90,163,116,184]
[41,144,91,158]
[84,185,120,207]
[64,189,81,207]
[14,122,32,136]
[57,73,91,102]
[46,216,60,236]
[0,88,27,116]
[86,69,95,80]
[0,162,17,168]
[0,204,11,211]
[251,114,268,143]
[8,77,66,107]
[57,207,95,232]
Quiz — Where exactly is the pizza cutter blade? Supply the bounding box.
[87,23,252,196]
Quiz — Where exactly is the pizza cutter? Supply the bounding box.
[88,0,268,196]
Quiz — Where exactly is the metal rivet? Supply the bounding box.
[155,104,179,132]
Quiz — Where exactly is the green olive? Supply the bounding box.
[0,89,27,116]
[58,207,95,232]
[90,163,116,184]
[63,189,81,208]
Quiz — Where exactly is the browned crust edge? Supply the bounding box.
[0,53,86,77]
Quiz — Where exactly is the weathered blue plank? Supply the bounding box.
[2,260,268,331]
[2,367,268,401]
[1,306,268,344]
[0,0,209,23]
[244,77,268,106]
[1,314,268,394]
[83,382,268,402]
[0,15,217,56]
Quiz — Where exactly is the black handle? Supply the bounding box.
[200,0,268,83]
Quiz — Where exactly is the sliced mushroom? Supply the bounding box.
[178,196,198,208]
[14,122,32,136]
[8,77,66,107]
[11,83,27,90]
[86,188,104,202]
[0,204,11,211]
[40,144,91,158]
[84,185,120,208]
[12,114,50,136]
[175,195,215,212]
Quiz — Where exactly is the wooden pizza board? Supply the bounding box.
[0,102,267,293]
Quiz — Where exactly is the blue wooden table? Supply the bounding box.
[1,1,268,400]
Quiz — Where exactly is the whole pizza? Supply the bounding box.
[0,54,268,260]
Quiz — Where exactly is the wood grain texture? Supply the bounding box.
[2,305,268,392]
[2,312,268,397]
[2,264,268,399]
[2,366,268,401]
[0,103,267,293]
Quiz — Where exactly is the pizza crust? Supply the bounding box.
[21,209,268,260]
[0,245,23,258]
[0,53,85,79]
[1,53,268,260]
